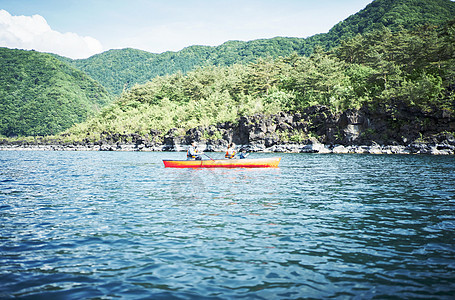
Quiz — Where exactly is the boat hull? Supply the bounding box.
[163,157,281,168]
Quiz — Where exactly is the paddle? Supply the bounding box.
[203,153,215,161]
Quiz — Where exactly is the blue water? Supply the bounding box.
[1,151,454,299]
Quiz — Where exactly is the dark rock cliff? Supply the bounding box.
[160,105,455,151]
[2,105,454,154]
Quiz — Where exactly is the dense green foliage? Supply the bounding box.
[65,20,455,141]
[324,0,455,48]
[63,38,310,95]
[2,0,455,140]
[60,0,455,96]
[335,22,455,111]
[0,48,112,137]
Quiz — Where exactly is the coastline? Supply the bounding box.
[1,141,453,155]
[2,107,454,155]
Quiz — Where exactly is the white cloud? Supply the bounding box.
[0,9,103,59]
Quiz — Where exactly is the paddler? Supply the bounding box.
[225,143,237,159]
[187,142,202,160]
[237,149,249,159]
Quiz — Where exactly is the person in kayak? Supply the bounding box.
[187,142,202,160]
[225,143,237,159]
[237,149,249,159]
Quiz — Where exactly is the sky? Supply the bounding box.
[0,0,374,59]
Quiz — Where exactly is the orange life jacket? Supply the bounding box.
[225,149,236,159]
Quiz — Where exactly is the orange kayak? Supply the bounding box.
[163,157,281,168]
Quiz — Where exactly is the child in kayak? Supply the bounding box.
[237,150,249,159]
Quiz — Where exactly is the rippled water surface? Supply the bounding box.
[1,151,454,299]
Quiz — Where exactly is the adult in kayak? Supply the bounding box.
[225,143,237,159]
[187,142,203,160]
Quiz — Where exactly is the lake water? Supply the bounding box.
[1,151,454,299]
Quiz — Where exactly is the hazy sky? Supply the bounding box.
[0,0,373,59]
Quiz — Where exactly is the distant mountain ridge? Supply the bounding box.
[61,0,455,95]
[63,37,310,95]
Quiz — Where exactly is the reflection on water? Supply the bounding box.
[1,151,454,298]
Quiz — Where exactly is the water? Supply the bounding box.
[1,151,454,299]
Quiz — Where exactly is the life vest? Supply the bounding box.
[187,147,197,159]
[225,149,236,159]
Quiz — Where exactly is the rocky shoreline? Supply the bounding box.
[1,139,454,155]
[1,105,454,155]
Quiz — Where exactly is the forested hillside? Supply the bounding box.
[64,38,310,95]
[64,20,455,143]
[2,0,455,139]
[62,0,455,96]
[0,48,112,137]
[323,0,455,48]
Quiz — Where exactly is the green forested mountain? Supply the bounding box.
[2,0,455,139]
[0,48,112,137]
[323,0,455,48]
[64,37,310,95]
[65,20,455,142]
[62,0,455,96]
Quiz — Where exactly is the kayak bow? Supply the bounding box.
[163,157,281,168]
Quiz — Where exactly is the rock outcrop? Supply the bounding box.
[1,105,454,154]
